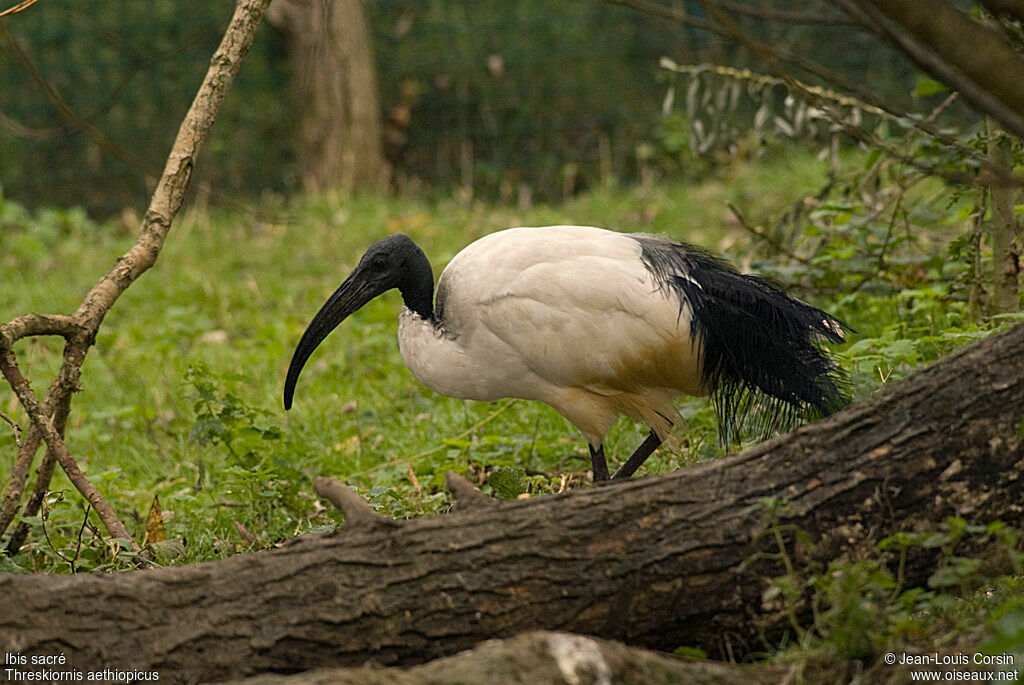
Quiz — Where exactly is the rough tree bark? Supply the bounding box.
[222,631,788,685]
[268,0,387,193]
[2,323,1023,683]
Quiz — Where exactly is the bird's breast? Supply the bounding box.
[397,308,547,403]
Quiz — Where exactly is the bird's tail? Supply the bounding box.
[635,235,850,444]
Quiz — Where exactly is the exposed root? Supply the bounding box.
[445,471,498,511]
[313,476,398,530]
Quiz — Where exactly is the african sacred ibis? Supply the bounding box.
[284,226,848,481]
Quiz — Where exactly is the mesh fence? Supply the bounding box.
[0,0,912,215]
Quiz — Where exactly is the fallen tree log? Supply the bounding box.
[2,324,1023,684]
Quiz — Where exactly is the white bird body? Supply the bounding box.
[285,225,847,480]
[397,226,702,445]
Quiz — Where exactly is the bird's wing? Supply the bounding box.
[453,249,703,396]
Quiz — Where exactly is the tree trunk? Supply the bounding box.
[2,324,1024,684]
[269,0,386,193]
[988,121,1021,314]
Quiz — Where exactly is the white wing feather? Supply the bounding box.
[439,227,704,397]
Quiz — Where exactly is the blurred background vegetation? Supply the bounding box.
[0,0,925,214]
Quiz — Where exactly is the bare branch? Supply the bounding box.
[829,0,1024,139]
[445,471,498,510]
[0,110,64,141]
[726,202,817,269]
[0,23,146,174]
[0,314,83,346]
[0,0,39,19]
[313,476,397,529]
[679,2,1023,186]
[606,0,915,129]
[0,375,69,541]
[713,0,857,26]
[0,348,132,544]
[0,22,267,220]
[0,410,20,447]
[0,336,80,543]
[0,55,144,142]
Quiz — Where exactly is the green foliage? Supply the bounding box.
[748,505,1024,667]
[486,467,527,500]
[914,77,949,99]
[184,362,315,531]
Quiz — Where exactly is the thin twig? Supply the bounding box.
[71,504,91,573]
[609,0,929,132]
[0,20,279,222]
[850,192,905,294]
[0,23,143,174]
[689,0,1023,187]
[725,201,817,268]
[663,61,978,173]
[0,0,39,19]
[662,60,897,122]
[0,410,21,447]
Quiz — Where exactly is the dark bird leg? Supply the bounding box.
[612,431,662,479]
[589,443,610,482]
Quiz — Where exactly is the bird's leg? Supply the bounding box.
[589,443,610,482]
[612,431,662,479]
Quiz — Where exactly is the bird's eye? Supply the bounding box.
[364,254,386,271]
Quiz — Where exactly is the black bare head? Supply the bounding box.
[283,233,434,410]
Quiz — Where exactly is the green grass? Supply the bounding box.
[2,149,1023,670]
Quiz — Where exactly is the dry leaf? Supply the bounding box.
[232,520,262,549]
[144,495,166,545]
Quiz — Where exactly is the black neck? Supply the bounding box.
[397,244,435,322]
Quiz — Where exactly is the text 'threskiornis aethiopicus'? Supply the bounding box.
[284,226,848,481]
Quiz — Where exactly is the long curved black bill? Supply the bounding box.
[283,274,375,410]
